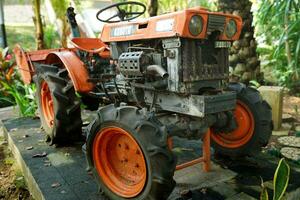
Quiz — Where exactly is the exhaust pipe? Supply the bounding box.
[146,65,169,79]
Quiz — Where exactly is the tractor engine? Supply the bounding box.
[114,36,230,94]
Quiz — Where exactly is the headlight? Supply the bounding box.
[189,15,203,36]
[225,19,237,38]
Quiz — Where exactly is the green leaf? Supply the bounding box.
[273,158,290,200]
[260,177,269,200]
[249,80,261,88]
[295,37,300,66]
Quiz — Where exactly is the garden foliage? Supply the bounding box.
[0,48,36,116]
[255,0,300,91]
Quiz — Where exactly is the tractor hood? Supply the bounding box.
[100,7,242,43]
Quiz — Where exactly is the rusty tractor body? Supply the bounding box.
[14,2,272,199]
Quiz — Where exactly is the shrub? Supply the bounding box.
[0,48,37,117]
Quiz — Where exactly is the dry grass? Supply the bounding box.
[0,137,33,200]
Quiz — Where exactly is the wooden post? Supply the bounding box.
[258,86,283,130]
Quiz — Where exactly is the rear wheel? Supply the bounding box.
[34,64,82,144]
[85,104,176,199]
[211,83,273,157]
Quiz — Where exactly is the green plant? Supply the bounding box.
[266,147,282,158]
[260,158,290,200]
[4,157,15,165]
[249,80,261,88]
[44,24,60,49]
[255,0,300,90]
[14,170,27,190]
[0,81,37,117]
[0,48,37,117]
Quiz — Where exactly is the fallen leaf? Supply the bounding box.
[200,188,207,194]
[16,176,23,181]
[26,146,33,150]
[83,121,90,125]
[32,152,47,158]
[51,182,61,188]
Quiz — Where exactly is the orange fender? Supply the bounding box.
[45,51,94,93]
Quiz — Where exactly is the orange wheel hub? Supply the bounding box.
[41,81,54,127]
[93,127,147,198]
[211,100,255,148]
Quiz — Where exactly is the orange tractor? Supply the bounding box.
[14,2,272,199]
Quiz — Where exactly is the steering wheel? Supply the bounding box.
[96,1,146,23]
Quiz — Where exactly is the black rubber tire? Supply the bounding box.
[211,83,273,157]
[85,104,176,200]
[81,95,101,111]
[34,64,82,145]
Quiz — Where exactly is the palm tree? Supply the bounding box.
[218,0,261,83]
[148,0,158,16]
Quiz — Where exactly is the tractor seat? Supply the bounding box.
[70,38,109,54]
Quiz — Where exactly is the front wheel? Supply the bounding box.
[211,83,273,157]
[85,104,176,199]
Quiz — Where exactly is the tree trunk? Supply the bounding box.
[148,0,158,16]
[61,18,69,48]
[218,0,262,83]
[32,0,45,50]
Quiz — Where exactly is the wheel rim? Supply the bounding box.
[211,100,255,148]
[41,81,54,127]
[93,127,147,198]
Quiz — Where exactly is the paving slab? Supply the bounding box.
[278,136,300,148]
[281,147,300,161]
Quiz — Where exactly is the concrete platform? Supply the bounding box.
[1,108,300,200]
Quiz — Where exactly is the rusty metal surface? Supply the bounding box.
[45,51,94,93]
[144,91,236,118]
[13,45,34,84]
[182,39,229,82]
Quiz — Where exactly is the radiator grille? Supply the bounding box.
[207,15,226,33]
[181,39,229,82]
